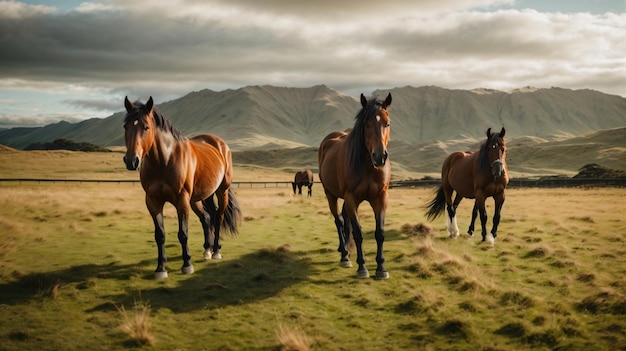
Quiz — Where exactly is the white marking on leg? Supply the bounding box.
[447,214,460,238]
[486,233,495,246]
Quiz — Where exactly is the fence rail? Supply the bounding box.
[1,178,625,188]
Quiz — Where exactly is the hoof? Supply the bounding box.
[340,260,353,268]
[375,270,390,280]
[154,271,168,279]
[449,231,460,239]
[486,233,495,246]
[181,265,194,275]
[212,252,222,260]
[357,269,370,279]
[203,249,212,260]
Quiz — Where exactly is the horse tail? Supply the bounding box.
[425,185,446,221]
[222,188,242,235]
[202,188,242,236]
[291,182,296,194]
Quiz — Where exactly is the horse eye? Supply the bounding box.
[492,144,496,149]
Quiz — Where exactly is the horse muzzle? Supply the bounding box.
[491,159,504,177]
[371,150,389,167]
[123,155,140,171]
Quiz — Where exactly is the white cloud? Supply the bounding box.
[0,0,624,126]
[0,0,55,19]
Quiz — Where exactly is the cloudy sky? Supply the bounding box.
[0,0,624,128]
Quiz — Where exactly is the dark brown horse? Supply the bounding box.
[123,96,241,279]
[292,169,314,197]
[426,127,509,245]
[318,93,392,279]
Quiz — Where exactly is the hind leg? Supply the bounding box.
[468,202,478,236]
[326,191,351,267]
[446,193,462,238]
[211,187,229,259]
[191,200,214,260]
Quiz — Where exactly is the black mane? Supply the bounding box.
[346,97,385,174]
[125,101,187,142]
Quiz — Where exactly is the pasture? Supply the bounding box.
[0,151,625,350]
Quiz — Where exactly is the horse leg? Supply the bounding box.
[475,193,491,244]
[337,204,352,267]
[325,191,351,267]
[345,198,369,278]
[175,197,194,275]
[468,202,478,236]
[211,188,228,260]
[490,192,506,241]
[372,199,389,279]
[146,197,168,279]
[445,191,461,239]
[191,200,214,260]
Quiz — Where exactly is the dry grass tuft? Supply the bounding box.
[117,299,155,347]
[401,222,435,237]
[275,325,311,351]
[49,279,64,299]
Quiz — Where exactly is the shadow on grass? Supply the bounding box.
[0,246,312,314]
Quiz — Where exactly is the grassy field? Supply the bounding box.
[0,150,625,350]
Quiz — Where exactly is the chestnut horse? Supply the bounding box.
[318,93,392,279]
[292,169,314,197]
[123,96,241,279]
[426,127,509,245]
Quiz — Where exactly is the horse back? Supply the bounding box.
[444,151,477,198]
[318,131,348,196]
[188,134,233,199]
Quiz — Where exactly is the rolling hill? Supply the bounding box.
[0,85,624,176]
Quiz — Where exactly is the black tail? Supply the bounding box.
[202,188,242,235]
[425,185,446,221]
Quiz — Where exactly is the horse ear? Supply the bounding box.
[500,127,506,138]
[146,96,154,113]
[383,93,392,109]
[486,127,492,138]
[124,96,133,112]
[360,93,367,107]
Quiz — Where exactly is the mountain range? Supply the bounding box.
[0,85,624,176]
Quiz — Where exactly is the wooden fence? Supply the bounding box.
[1,178,625,188]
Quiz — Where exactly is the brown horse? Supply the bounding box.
[292,169,314,197]
[123,96,241,279]
[426,127,509,245]
[318,93,392,279]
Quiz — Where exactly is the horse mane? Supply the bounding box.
[346,97,385,174]
[125,101,187,142]
[478,132,505,172]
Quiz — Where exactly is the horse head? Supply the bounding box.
[123,96,155,170]
[485,127,506,178]
[361,93,392,167]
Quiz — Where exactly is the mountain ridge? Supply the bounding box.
[0,85,624,151]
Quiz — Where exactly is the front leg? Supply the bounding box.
[147,196,168,279]
[491,192,506,240]
[475,194,490,244]
[372,199,389,279]
[176,196,194,275]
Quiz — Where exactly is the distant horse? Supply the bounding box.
[292,170,314,197]
[318,93,392,279]
[426,127,509,245]
[123,96,241,279]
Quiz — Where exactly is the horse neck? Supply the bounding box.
[146,129,180,166]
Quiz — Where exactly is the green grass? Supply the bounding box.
[0,149,625,350]
[1,181,625,350]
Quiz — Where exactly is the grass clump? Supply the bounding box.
[117,299,155,347]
